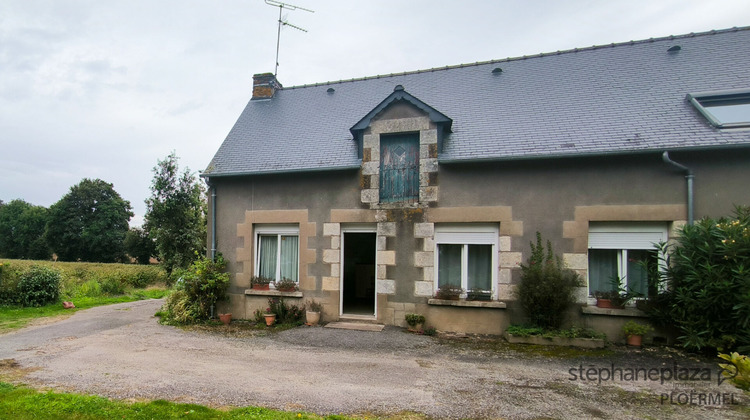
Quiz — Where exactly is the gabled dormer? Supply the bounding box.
[350,85,452,208]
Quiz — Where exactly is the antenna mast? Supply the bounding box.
[264,0,314,77]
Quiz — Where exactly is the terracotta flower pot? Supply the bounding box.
[253,284,270,290]
[408,322,424,333]
[626,334,643,347]
[596,298,613,308]
[306,310,320,326]
[264,314,276,326]
[219,313,232,325]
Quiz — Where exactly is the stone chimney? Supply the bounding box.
[252,73,282,100]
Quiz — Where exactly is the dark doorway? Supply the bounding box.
[342,232,376,316]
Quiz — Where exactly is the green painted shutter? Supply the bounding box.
[380,134,419,203]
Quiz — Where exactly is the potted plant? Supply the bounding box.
[594,290,619,308]
[275,278,298,292]
[595,277,640,309]
[405,313,426,332]
[467,288,492,301]
[263,307,276,326]
[435,283,463,300]
[251,275,272,290]
[622,320,653,347]
[306,299,322,326]
[218,313,232,325]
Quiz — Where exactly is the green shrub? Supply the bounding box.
[718,352,750,391]
[405,313,425,327]
[75,279,103,297]
[100,277,126,295]
[158,254,229,324]
[644,206,750,352]
[267,297,304,325]
[160,289,199,324]
[17,265,61,306]
[516,232,582,330]
[0,262,21,304]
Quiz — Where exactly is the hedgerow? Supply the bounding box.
[0,259,167,305]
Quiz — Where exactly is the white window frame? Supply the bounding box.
[433,224,499,298]
[587,222,667,298]
[254,224,300,283]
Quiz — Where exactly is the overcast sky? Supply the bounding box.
[1,0,749,227]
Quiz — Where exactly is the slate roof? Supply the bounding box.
[204,27,750,177]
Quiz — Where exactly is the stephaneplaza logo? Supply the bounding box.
[568,362,722,385]
[568,362,742,406]
[568,362,738,386]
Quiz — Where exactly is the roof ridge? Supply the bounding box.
[283,26,750,90]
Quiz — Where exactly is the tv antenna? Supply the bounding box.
[264,0,314,77]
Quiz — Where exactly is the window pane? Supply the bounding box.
[258,235,277,280]
[626,249,653,297]
[280,235,299,282]
[438,244,462,288]
[588,249,618,294]
[704,103,750,125]
[467,244,492,291]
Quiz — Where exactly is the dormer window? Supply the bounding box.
[688,89,750,128]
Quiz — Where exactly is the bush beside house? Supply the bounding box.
[643,206,750,353]
[516,232,582,330]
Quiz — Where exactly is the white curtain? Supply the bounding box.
[258,235,277,280]
[280,235,299,282]
[467,245,491,291]
[438,244,462,287]
[588,249,618,293]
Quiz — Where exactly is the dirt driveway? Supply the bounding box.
[0,299,747,419]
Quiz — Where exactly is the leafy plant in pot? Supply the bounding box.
[275,278,297,292]
[467,288,492,301]
[405,313,426,332]
[306,299,322,326]
[435,283,463,300]
[622,320,653,347]
[263,307,276,326]
[594,278,635,309]
[251,275,273,290]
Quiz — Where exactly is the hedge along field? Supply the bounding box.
[0,259,167,304]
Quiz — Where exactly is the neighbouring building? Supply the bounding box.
[202,27,750,341]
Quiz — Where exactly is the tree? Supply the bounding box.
[124,227,156,264]
[45,179,133,262]
[144,152,206,275]
[0,199,51,260]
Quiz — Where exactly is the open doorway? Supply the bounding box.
[341,231,376,316]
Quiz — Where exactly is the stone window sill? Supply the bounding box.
[581,306,646,317]
[428,299,506,309]
[244,289,304,298]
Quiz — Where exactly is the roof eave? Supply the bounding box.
[200,163,362,179]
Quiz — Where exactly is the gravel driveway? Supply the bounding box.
[0,299,746,419]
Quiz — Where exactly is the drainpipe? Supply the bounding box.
[206,179,217,260]
[662,151,694,225]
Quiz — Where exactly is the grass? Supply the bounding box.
[0,382,350,420]
[0,288,169,333]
